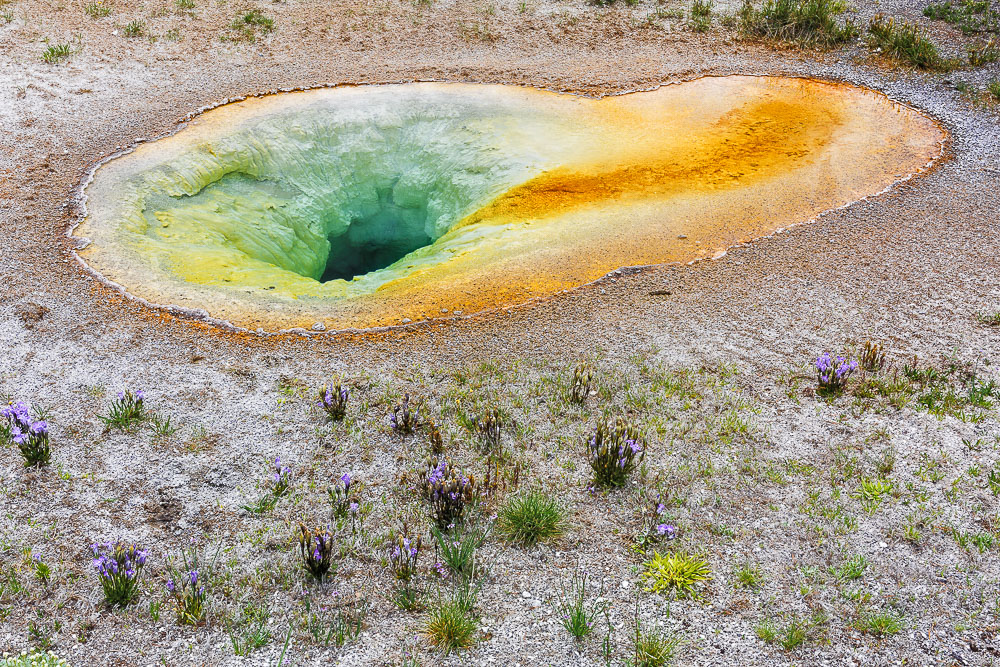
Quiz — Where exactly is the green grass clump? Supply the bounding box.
[837,554,868,580]
[987,80,1000,100]
[497,490,566,547]
[868,14,948,69]
[737,0,859,46]
[41,43,71,64]
[855,609,904,636]
[733,562,765,589]
[0,651,71,667]
[224,9,274,42]
[633,626,680,666]
[756,617,820,650]
[851,477,896,513]
[99,389,147,430]
[425,597,478,653]
[690,0,712,31]
[924,0,999,35]
[122,19,145,37]
[84,1,110,18]
[556,569,609,640]
[641,551,710,599]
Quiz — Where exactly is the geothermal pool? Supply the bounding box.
[73,77,945,331]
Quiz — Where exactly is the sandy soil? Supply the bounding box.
[1,0,1000,665]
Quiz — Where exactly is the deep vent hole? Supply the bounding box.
[320,184,435,282]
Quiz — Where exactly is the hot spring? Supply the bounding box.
[72,77,945,331]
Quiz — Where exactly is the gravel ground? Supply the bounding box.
[1,0,1000,665]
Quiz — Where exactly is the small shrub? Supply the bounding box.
[556,569,609,640]
[978,310,1000,325]
[123,19,145,37]
[989,81,1000,100]
[41,43,71,64]
[175,0,195,9]
[317,383,348,421]
[586,418,644,488]
[2,401,51,467]
[391,393,419,436]
[426,596,478,653]
[421,458,478,529]
[99,388,147,430]
[641,551,710,599]
[815,352,857,395]
[570,362,593,404]
[84,1,111,17]
[868,14,946,70]
[855,609,904,635]
[92,541,148,606]
[298,524,335,582]
[738,0,859,46]
[497,490,566,546]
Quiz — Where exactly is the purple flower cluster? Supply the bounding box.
[92,541,148,606]
[166,568,207,625]
[298,523,335,582]
[100,388,147,430]
[586,418,645,488]
[328,472,357,520]
[272,457,292,496]
[421,457,477,530]
[317,383,349,421]
[2,401,50,467]
[390,393,419,436]
[816,352,858,394]
[389,532,422,583]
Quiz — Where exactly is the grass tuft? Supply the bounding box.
[425,596,478,653]
[868,14,948,69]
[738,0,859,46]
[733,562,765,589]
[497,490,566,547]
[41,43,71,64]
[855,609,904,636]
